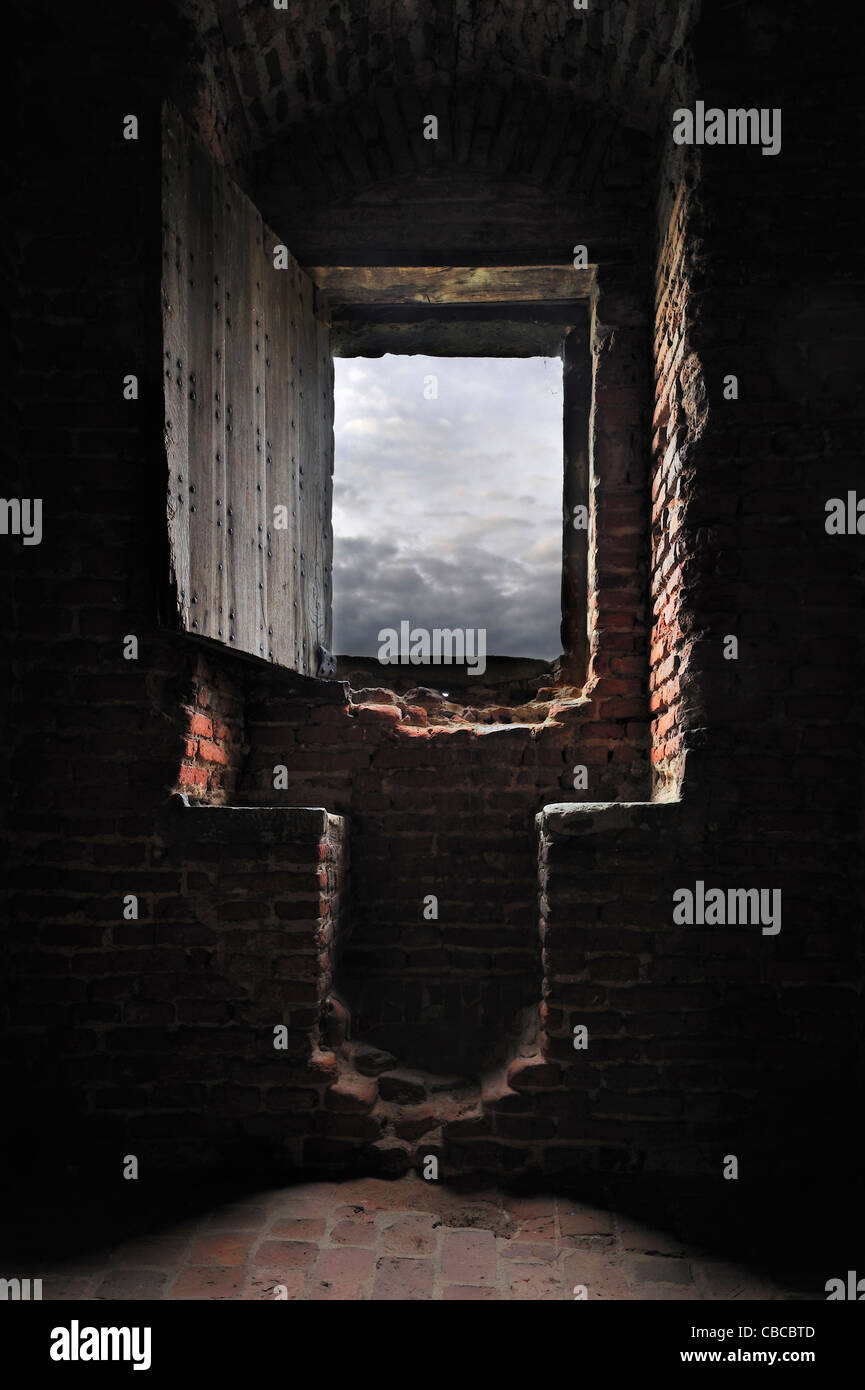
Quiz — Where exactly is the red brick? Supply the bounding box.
[254,1241,318,1270]
[324,1075,377,1113]
[187,1234,254,1267]
[198,738,228,764]
[330,1216,377,1246]
[169,1268,246,1299]
[372,1256,435,1300]
[269,1218,327,1241]
[178,764,208,790]
[507,1059,562,1092]
[379,1214,438,1256]
[313,1246,376,1290]
[441,1229,498,1286]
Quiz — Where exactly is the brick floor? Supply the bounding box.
[24,1175,807,1300]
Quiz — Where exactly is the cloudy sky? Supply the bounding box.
[332,354,564,660]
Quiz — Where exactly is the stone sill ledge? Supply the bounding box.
[537,800,682,840]
[167,794,344,843]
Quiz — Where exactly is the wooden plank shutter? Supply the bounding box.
[161,102,333,676]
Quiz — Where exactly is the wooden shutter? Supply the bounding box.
[161,102,333,676]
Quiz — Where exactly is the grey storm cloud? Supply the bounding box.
[332,355,564,660]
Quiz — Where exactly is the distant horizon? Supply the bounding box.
[332,354,564,661]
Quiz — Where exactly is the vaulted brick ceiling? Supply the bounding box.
[177,0,698,164]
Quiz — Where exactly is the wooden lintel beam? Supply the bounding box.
[305,264,594,307]
[333,302,584,326]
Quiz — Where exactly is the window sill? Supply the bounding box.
[330,654,587,728]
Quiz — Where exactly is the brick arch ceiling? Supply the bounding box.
[250,80,658,267]
[177,0,698,171]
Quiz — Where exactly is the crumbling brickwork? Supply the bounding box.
[177,653,246,802]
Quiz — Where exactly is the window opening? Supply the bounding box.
[332,354,564,688]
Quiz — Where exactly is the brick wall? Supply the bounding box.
[1,3,253,1192]
[238,650,649,1082]
[523,1,865,1242]
[3,1,654,1192]
[4,2,862,1219]
[232,267,652,1083]
[650,171,704,797]
[536,802,861,1182]
[176,653,246,802]
[119,801,348,1173]
[11,801,348,1179]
